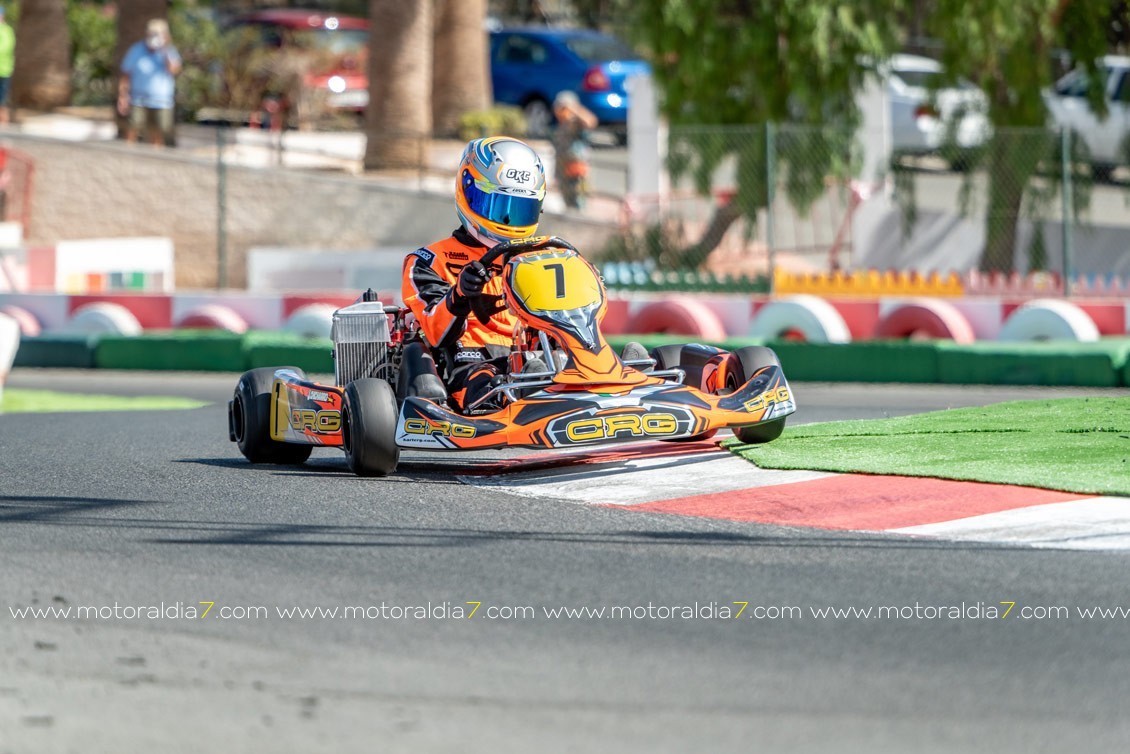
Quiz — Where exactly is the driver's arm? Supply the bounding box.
[401,248,468,350]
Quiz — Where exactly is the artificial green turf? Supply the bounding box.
[0,389,208,414]
[724,397,1130,496]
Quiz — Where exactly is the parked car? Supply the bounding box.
[886,53,990,166]
[1044,55,1130,182]
[489,27,651,139]
[222,8,369,123]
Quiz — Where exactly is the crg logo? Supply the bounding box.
[505,168,532,183]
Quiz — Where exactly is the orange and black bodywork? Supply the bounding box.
[261,238,795,453]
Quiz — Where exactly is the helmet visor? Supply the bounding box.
[463,171,542,227]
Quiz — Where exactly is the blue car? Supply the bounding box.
[490,27,651,139]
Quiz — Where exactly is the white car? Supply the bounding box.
[1044,55,1130,181]
[887,54,991,163]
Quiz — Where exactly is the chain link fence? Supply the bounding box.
[603,123,1130,292]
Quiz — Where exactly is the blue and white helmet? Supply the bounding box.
[455,137,547,245]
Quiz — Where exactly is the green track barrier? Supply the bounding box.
[95,331,246,371]
[608,336,936,382]
[11,330,1130,386]
[244,332,334,374]
[935,340,1129,387]
[12,334,98,369]
[768,340,940,383]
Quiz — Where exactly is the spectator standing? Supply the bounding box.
[0,7,15,125]
[551,90,598,210]
[118,19,181,146]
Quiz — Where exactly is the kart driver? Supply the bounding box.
[401,136,548,412]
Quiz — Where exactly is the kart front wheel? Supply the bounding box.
[231,367,314,465]
[650,344,718,443]
[729,346,787,444]
[342,378,400,477]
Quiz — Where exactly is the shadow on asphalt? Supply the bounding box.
[0,494,1040,552]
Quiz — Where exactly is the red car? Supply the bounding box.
[224,9,369,115]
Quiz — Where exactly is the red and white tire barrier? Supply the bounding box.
[0,311,19,409]
[999,299,1101,342]
[284,303,338,339]
[876,298,976,343]
[64,302,144,336]
[460,443,1130,551]
[625,297,728,340]
[750,295,852,343]
[0,305,42,337]
[174,304,250,333]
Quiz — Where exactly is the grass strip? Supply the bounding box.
[1,389,208,414]
[724,397,1130,497]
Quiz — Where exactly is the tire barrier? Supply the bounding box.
[283,303,338,340]
[749,295,852,343]
[998,299,1100,342]
[0,305,42,337]
[0,311,19,409]
[175,304,249,334]
[875,298,976,343]
[64,302,143,336]
[625,298,728,340]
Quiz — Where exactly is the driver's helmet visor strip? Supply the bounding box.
[463,170,541,227]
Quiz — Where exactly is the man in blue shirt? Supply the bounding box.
[118,19,182,146]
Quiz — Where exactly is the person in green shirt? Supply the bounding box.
[0,6,14,125]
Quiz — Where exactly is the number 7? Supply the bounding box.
[545,263,566,298]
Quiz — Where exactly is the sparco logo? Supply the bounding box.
[505,168,532,183]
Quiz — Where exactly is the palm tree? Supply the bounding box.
[364,0,432,170]
[432,0,490,137]
[12,0,71,109]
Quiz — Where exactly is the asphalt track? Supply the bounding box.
[1,370,1128,752]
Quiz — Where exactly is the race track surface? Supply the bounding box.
[1,371,1127,752]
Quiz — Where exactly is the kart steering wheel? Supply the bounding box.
[479,235,578,268]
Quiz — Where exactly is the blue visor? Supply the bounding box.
[462,170,542,227]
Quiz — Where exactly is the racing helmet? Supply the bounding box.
[456,137,546,245]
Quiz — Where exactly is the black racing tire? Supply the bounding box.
[232,367,314,465]
[649,344,685,372]
[650,343,717,442]
[342,378,400,477]
[729,346,787,444]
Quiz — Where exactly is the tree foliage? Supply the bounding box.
[928,0,1111,271]
[624,0,906,267]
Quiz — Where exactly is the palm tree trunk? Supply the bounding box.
[981,131,1041,273]
[12,0,72,109]
[365,0,432,170]
[432,0,490,137]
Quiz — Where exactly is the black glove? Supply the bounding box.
[456,261,491,299]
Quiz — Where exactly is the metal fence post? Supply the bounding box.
[765,122,777,295]
[217,125,228,290]
[1059,127,1074,296]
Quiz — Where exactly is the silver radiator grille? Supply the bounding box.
[332,303,392,386]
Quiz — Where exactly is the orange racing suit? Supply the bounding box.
[401,228,517,409]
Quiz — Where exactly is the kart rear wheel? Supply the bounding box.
[729,346,787,444]
[342,378,400,477]
[232,367,314,465]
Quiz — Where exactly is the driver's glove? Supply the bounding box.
[457,260,490,297]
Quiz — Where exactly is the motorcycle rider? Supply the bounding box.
[401,136,548,411]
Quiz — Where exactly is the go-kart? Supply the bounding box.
[228,236,796,476]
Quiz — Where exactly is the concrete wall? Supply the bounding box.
[5,134,618,289]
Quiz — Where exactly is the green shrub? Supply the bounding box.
[458,106,527,141]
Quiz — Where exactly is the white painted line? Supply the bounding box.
[892,497,1130,551]
[461,451,833,506]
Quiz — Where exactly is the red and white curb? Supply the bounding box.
[459,443,1130,551]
